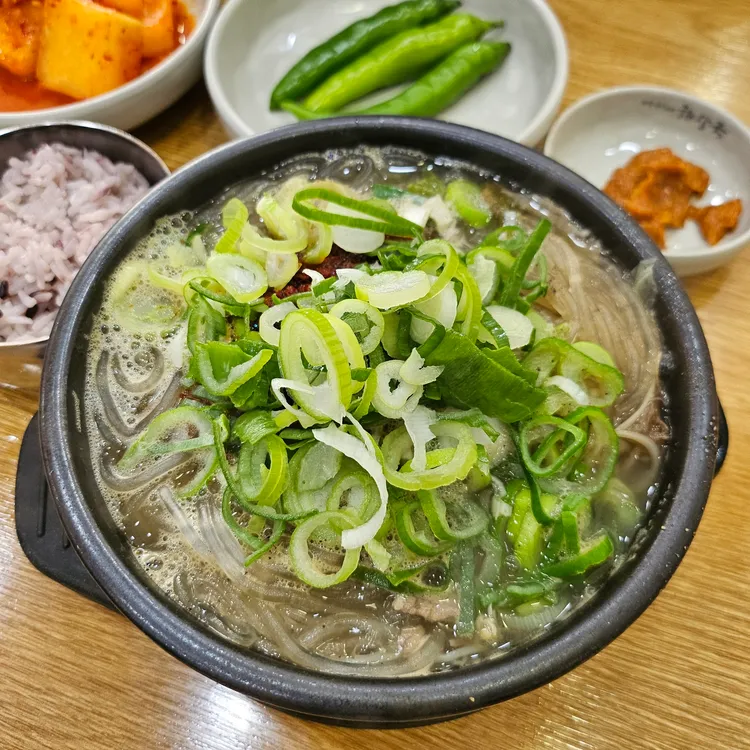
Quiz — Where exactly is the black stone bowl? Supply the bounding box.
[39,118,720,727]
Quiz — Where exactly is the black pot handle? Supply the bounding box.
[715,399,729,476]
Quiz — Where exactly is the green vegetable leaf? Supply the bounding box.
[341,311,370,336]
[194,341,273,398]
[423,329,545,422]
[230,354,280,410]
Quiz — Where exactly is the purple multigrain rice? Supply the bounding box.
[0,143,149,343]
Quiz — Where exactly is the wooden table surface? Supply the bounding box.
[3,1,750,747]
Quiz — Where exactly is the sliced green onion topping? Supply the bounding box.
[259,301,296,347]
[278,309,353,421]
[289,511,362,588]
[292,188,423,240]
[311,424,388,550]
[542,532,614,578]
[329,299,385,355]
[265,251,300,290]
[382,421,477,491]
[119,406,220,470]
[302,222,334,263]
[400,348,443,387]
[352,369,378,420]
[355,270,432,310]
[524,337,624,407]
[233,410,279,445]
[446,179,492,228]
[237,434,288,507]
[538,406,619,496]
[453,263,482,343]
[240,195,308,255]
[484,305,533,349]
[206,253,267,304]
[187,294,226,355]
[452,542,476,636]
[214,198,248,254]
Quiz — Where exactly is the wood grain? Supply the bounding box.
[3,1,750,747]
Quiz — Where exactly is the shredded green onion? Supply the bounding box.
[292,188,424,240]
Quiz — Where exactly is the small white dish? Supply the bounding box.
[545,86,750,277]
[0,0,219,132]
[205,0,568,146]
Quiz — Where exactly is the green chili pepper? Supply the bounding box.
[283,41,511,119]
[542,494,615,578]
[372,184,413,201]
[185,223,208,247]
[523,337,624,407]
[525,406,619,499]
[506,486,530,542]
[519,414,588,478]
[307,276,335,298]
[525,467,557,525]
[395,499,452,556]
[269,0,460,109]
[542,532,614,578]
[513,505,545,569]
[481,225,528,254]
[479,574,560,609]
[304,14,500,113]
[544,494,591,560]
[188,278,246,316]
[418,489,490,542]
[506,577,559,604]
[522,253,549,305]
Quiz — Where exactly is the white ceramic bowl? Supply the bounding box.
[205,0,568,146]
[0,0,219,132]
[545,86,750,277]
